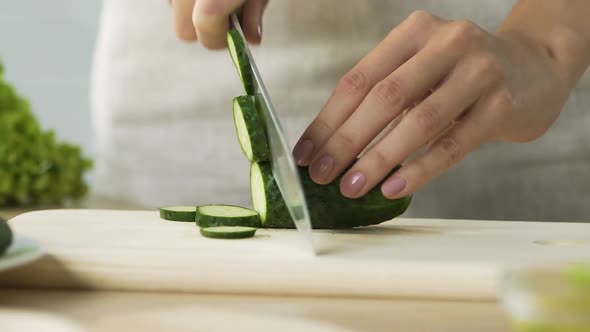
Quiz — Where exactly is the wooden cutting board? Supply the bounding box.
[1,209,589,300]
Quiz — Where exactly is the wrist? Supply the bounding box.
[497,26,589,87]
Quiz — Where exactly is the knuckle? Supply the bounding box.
[490,89,515,115]
[372,77,406,108]
[438,136,463,169]
[300,117,333,148]
[339,68,369,95]
[369,148,392,170]
[193,15,217,37]
[200,0,225,16]
[473,52,504,82]
[413,102,441,134]
[193,18,207,34]
[313,117,334,132]
[176,27,197,41]
[332,130,356,149]
[411,157,429,181]
[407,10,436,28]
[444,20,483,49]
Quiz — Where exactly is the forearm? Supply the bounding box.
[498,0,590,84]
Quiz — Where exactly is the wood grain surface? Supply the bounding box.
[1,209,589,300]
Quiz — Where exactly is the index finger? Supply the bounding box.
[292,11,443,166]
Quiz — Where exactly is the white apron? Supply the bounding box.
[90,0,590,222]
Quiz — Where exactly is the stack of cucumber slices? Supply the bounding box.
[159,29,413,239]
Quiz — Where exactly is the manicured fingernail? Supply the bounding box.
[293,140,314,166]
[382,176,406,198]
[310,154,334,183]
[257,11,263,41]
[341,171,366,198]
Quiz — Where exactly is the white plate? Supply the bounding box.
[0,235,44,272]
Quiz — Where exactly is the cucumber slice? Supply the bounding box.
[196,204,261,228]
[250,162,412,229]
[227,29,255,95]
[251,162,294,228]
[233,96,270,162]
[159,206,197,222]
[0,217,13,256]
[200,226,258,239]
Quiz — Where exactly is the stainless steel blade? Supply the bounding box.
[230,14,315,253]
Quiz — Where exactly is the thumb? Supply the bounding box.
[242,0,269,45]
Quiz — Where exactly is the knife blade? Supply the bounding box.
[230,14,316,253]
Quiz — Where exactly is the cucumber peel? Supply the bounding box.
[200,226,258,239]
[196,204,261,228]
[227,29,255,95]
[250,162,412,229]
[159,206,197,222]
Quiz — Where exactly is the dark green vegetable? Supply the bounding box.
[227,29,255,95]
[0,216,13,255]
[200,226,258,239]
[159,206,197,222]
[232,95,269,162]
[196,204,261,228]
[250,162,412,229]
[0,59,92,207]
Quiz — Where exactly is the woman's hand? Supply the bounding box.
[169,0,268,49]
[293,10,578,200]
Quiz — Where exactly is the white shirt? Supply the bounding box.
[91,0,590,222]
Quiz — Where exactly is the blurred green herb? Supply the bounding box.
[0,59,92,207]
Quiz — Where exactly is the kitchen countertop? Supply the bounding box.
[0,194,513,331]
[0,289,511,332]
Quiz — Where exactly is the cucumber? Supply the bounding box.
[251,162,294,228]
[200,226,258,239]
[227,29,255,95]
[233,95,270,162]
[250,162,412,229]
[159,206,197,222]
[0,217,13,256]
[196,204,261,228]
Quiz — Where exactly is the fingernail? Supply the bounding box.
[382,176,406,198]
[341,171,366,198]
[293,140,314,166]
[310,154,334,183]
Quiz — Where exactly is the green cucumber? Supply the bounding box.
[196,204,261,228]
[0,217,13,256]
[200,226,258,239]
[251,162,293,228]
[159,206,197,222]
[233,96,270,162]
[227,29,255,95]
[250,162,412,229]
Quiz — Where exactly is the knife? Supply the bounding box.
[230,14,316,254]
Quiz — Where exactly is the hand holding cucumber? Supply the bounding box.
[292,7,590,200]
[169,0,268,48]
